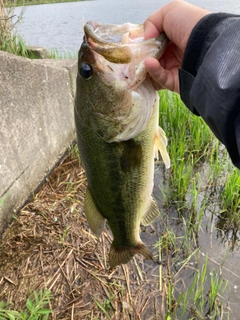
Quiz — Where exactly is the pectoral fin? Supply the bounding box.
[154,126,170,169]
[141,197,160,226]
[84,187,106,237]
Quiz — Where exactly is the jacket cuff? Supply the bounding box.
[178,69,198,115]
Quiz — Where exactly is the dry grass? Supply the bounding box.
[0,145,168,320]
[0,0,25,54]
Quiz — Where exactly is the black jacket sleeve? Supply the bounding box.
[179,13,240,169]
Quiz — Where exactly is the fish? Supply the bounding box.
[74,21,170,268]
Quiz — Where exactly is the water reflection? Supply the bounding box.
[215,212,240,252]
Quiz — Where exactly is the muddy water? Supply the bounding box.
[152,164,240,319]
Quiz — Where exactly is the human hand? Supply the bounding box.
[144,0,210,93]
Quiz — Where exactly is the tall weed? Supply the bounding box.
[0,0,26,55]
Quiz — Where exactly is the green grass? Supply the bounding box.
[1,1,77,59]
[220,168,240,214]
[0,2,38,58]
[0,2,26,56]
[157,90,237,319]
[176,256,228,320]
[161,251,229,320]
[2,33,41,58]
[94,298,113,320]
[159,91,217,205]
[158,90,239,219]
[0,289,52,320]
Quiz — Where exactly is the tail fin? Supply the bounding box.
[109,242,153,268]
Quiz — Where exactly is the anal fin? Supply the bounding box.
[109,241,153,268]
[141,197,160,226]
[154,126,171,169]
[84,187,106,237]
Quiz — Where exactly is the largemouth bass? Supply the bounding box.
[74,21,170,268]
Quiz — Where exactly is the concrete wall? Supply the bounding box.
[0,50,78,235]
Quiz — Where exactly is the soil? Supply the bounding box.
[0,148,168,320]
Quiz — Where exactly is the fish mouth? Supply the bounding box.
[83,21,169,64]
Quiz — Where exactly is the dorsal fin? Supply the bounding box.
[154,126,170,168]
[141,197,160,226]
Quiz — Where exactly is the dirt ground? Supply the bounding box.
[0,147,168,320]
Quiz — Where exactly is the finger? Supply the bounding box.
[144,1,210,50]
[145,57,180,93]
[145,57,168,88]
[143,19,162,40]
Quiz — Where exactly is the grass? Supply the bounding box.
[45,48,78,59]
[0,289,52,319]
[0,1,41,58]
[175,256,228,320]
[1,1,76,58]
[155,90,238,319]
[8,0,85,7]
[220,168,240,213]
[158,89,238,220]
[216,168,240,249]
[0,0,27,56]
[158,91,218,206]
[94,298,113,320]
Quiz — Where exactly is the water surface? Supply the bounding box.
[14,0,240,55]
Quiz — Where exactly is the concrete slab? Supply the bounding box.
[0,51,78,235]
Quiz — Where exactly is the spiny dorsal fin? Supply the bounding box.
[109,242,153,268]
[141,197,160,226]
[84,187,106,237]
[154,126,171,168]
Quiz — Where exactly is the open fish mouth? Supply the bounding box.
[83,20,169,63]
[77,20,170,143]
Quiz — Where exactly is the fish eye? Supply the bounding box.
[79,62,93,80]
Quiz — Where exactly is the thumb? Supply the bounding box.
[145,57,180,93]
[145,57,167,88]
[144,19,162,40]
